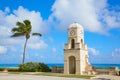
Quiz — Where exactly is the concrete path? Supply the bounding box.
[0,73,89,80]
[0,73,120,80]
[93,75,120,80]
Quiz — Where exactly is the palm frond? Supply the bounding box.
[23,20,32,33]
[16,22,25,28]
[11,33,24,37]
[32,33,42,36]
[12,27,24,33]
[23,20,31,26]
[12,27,19,32]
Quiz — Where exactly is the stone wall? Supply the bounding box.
[92,66,120,75]
[51,66,63,73]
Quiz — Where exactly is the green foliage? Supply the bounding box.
[19,62,51,72]
[11,20,32,37]
[8,68,19,72]
[0,68,4,71]
[0,68,19,72]
[32,33,42,36]
[39,63,51,72]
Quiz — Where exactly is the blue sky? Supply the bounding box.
[0,0,120,64]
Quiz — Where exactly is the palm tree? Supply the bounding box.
[11,20,42,64]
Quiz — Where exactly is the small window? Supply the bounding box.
[81,39,83,43]
[71,39,75,48]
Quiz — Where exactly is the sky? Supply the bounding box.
[0,0,120,64]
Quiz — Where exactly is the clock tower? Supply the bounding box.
[64,23,91,75]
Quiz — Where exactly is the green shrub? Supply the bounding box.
[0,68,4,71]
[19,62,51,72]
[39,63,51,72]
[8,68,19,72]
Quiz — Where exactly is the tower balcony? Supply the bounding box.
[64,43,88,50]
[64,43,83,49]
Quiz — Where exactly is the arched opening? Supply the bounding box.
[69,56,76,74]
[81,39,83,44]
[71,39,75,49]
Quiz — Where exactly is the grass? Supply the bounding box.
[37,72,94,79]
[9,72,95,79]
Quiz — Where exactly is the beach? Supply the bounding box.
[0,72,120,80]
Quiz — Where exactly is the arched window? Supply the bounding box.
[81,39,83,44]
[71,39,75,48]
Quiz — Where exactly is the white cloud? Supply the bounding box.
[112,48,120,57]
[5,7,10,13]
[52,47,57,53]
[0,26,11,38]
[5,6,49,34]
[88,47,99,55]
[28,42,47,50]
[0,6,48,52]
[0,6,49,44]
[89,48,120,64]
[28,40,48,50]
[0,46,7,54]
[48,0,120,33]
[0,38,24,45]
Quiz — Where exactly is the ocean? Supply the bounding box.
[0,64,120,69]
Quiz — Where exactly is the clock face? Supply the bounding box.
[70,30,75,36]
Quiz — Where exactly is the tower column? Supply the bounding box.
[76,60,80,74]
[64,60,69,74]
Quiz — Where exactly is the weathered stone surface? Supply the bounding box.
[64,23,91,75]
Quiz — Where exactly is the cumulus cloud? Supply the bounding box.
[5,6,49,34]
[0,6,49,56]
[28,42,48,50]
[0,46,7,54]
[88,47,99,55]
[27,37,48,50]
[48,0,120,33]
[89,48,120,64]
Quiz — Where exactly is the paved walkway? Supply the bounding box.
[93,75,120,80]
[0,73,120,80]
[0,73,89,80]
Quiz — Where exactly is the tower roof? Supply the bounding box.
[69,22,83,29]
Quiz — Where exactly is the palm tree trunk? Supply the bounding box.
[22,38,28,64]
